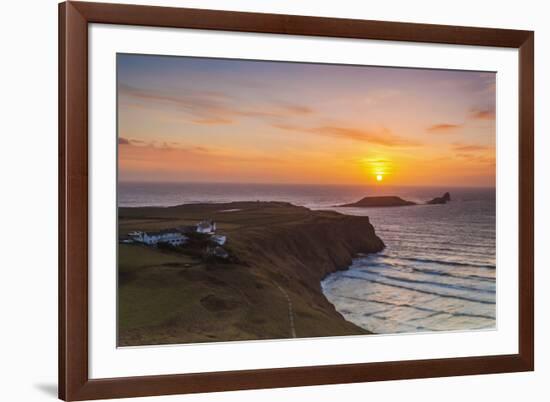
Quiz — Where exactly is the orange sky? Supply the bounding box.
[118,55,496,188]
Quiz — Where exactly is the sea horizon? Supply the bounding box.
[118,181,495,208]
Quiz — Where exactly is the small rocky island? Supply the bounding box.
[338,192,451,208]
[426,192,451,205]
[338,196,417,208]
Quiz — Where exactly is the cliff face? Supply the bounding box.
[235,209,384,282]
[227,205,385,337]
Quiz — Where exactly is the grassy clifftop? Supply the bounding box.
[118,201,384,346]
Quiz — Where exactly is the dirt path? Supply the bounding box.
[274,283,297,338]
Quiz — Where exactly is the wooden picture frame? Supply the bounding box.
[59,1,534,400]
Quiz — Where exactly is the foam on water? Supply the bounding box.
[322,196,496,334]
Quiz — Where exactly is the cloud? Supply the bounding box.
[192,117,234,125]
[470,108,495,120]
[455,153,495,165]
[119,84,315,125]
[119,139,281,169]
[119,84,232,121]
[314,126,419,146]
[427,123,462,133]
[280,104,313,115]
[427,106,494,135]
[452,142,495,165]
[272,123,420,147]
[362,157,394,175]
[118,138,280,165]
[271,123,300,132]
[118,137,149,146]
[453,143,491,152]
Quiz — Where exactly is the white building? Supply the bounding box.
[196,220,216,234]
[129,230,188,246]
[211,235,226,245]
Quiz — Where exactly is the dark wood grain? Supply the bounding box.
[518,33,535,370]
[72,1,532,48]
[71,354,528,400]
[58,5,66,399]
[59,2,89,400]
[59,1,534,400]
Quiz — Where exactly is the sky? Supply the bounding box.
[117,54,496,187]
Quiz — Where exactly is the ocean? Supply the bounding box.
[119,182,496,334]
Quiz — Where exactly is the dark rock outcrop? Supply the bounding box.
[426,192,451,205]
[337,196,417,208]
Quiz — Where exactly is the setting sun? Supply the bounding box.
[376,174,383,182]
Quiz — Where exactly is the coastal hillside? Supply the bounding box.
[118,201,384,346]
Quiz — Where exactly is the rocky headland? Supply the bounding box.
[117,201,385,345]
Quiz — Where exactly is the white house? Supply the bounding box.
[211,235,226,245]
[129,230,188,246]
[196,220,216,234]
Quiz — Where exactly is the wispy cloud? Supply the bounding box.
[279,104,313,115]
[314,126,420,147]
[452,142,495,165]
[470,108,495,120]
[119,137,203,151]
[118,137,148,146]
[427,123,462,133]
[119,139,281,167]
[119,84,314,125]
[362,157,394,175]
[121,135,283,161]
[453,143,492,152]
[455,153,495,165]
[272,123,420,147]
[191,117,234,125]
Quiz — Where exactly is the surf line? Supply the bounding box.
[274,282,297,338]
